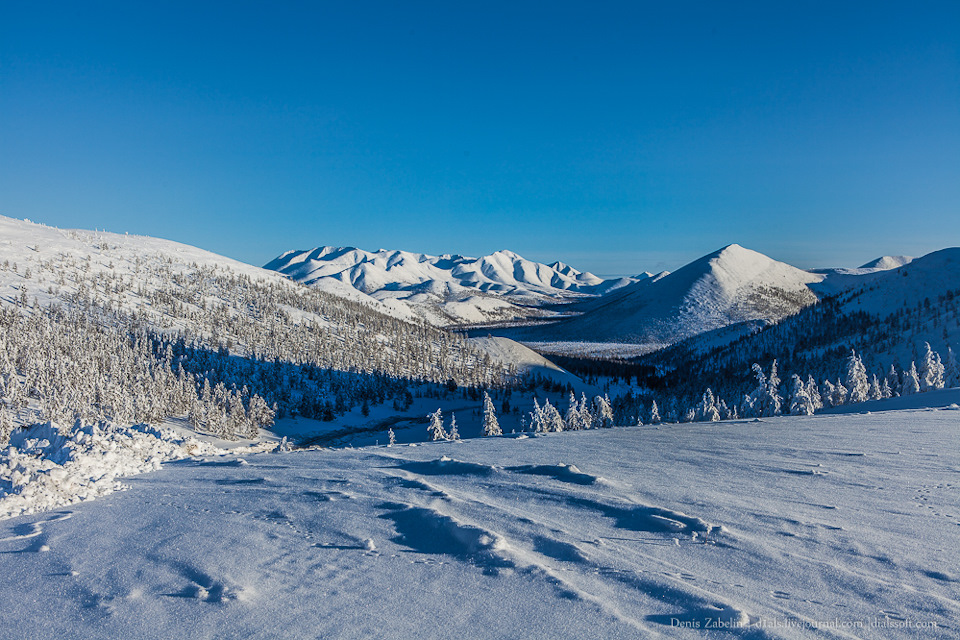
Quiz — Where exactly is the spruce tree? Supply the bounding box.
[427,408,447,441]
[845,350,869,404]
[481,391,501,436]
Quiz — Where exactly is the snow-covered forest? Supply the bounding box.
[0,217,518,445]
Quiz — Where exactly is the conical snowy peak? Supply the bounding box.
[512,245,823,348]
[859,255,914,270]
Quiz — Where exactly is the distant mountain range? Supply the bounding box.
[265,242,933,356]
[264,246,640,326]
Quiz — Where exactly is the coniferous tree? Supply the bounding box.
[945,347,959,388]
[593,395,614,428]
[886,364,902,397]
[649,400,661,425]
[919,343,945,391]
[763,360,783,416]
[833,379,849,406]
[943,347,960,388]
[789,374,814,416]
[481,391,501,436]
[578,392,593,429]
[821,379,837,408]
[543,399,564,432]
[880,377,893,399]
[805,375,823,412]
[530,399,547,433]
[698,389,721,422]
[845,350,869,404]
[427,408,447,441]
[564,392,584,431]
[903,362,921,395]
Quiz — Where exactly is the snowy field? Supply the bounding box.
[1,406,957,638]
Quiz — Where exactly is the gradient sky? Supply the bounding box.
[2,2,958,276]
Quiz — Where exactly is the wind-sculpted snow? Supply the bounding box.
[0,421,244,519]
[1,409,957,638]
[505,462,604,485]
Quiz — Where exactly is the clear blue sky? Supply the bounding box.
[2,2,958,276]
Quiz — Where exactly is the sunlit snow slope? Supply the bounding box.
[1,406,957,638]
[507,244,824,349]
[0,215,551,386]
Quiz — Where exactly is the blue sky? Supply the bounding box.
[2,2,958,275]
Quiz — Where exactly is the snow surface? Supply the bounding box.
[1,405,957,638]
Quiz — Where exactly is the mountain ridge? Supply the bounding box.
[264,245,640,326]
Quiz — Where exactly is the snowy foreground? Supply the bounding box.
[1,409,958,639]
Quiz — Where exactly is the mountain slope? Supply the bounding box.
[636,246,960,404]
[264,246,637,326]
[506,244,823,348]
[0,216,569,431]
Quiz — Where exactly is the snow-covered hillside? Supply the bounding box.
[0,216,574,441]
[859,255,914,271]
[628,247,960,419]
[264,246,637,326]
[1,405,956,638]
[504,244,823,349]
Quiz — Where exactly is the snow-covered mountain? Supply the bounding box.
[504,244,823,349]
[264,246,637,326]
[859,254,914,271]
[0,216,566,430]
[636,246,960,404]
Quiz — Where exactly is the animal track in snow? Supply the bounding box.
[0,511,72,551]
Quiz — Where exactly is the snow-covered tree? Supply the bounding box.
[880,377,893,399]
[649,400,661,425]
[886,364,901,397]
[902,362,921,395]
[543,399,564,432]
[592,395,614,428]
[764,360,783,416]
[821,379,836,408]
[579,392,593,429]
[744,361,782,417]
[945,347,959,388]
[845,350,869,404]
[427,408,447,441]
[789,374,814,416]
[697,389,721,422]
[564,392,585,431]
[833,379,849,407]
[481,391,501,436]
[805,375,823,412]
[530,399,547,433]
[448,413,460,440]
[919,343,945,391]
